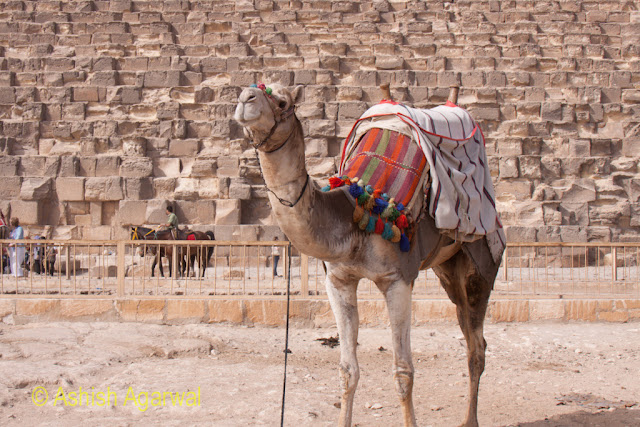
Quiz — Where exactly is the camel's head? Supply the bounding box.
[234,83,302,151]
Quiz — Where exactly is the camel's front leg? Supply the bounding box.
[325,269,360,427]
[384,280,417,427]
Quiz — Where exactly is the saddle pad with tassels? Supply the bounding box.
[325,100,505,263]
[341,128,428,212]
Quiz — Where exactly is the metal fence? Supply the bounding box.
[1,240,639,299]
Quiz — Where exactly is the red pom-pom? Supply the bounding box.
[373,189,382,198]
[329,177,345,189]
[374,217,384,234]
[396,214,409,230]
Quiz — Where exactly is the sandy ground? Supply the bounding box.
[0,321,639,426]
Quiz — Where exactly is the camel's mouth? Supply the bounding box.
[234,102,263,128]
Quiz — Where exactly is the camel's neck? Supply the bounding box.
[257,119,352,260]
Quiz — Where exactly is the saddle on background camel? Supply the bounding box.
[324,100,505,264]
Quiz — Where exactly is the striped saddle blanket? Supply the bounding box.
[332,101,505,263]
[341,127,428,214]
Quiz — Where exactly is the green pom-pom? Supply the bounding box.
[265,87,272,95]
[357,193,369,206]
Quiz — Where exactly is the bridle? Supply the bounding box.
[248,83,297,151]
[245,83,309,208]
[131,227,158,240]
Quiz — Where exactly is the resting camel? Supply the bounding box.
[234,84,503,427]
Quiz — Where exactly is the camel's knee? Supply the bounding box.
[468,350,485,378]
[339,363,359,395]
[394,368,414,400]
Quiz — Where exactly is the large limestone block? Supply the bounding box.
[529,300,564,320]
[217,156,240,177]
[153,158,181,177]
[146,199,170,224]
[306,157,337,177]
[494,180,533,202]
[95,156,121,177]
[19,156,60,177]
[122,137,147,157]
[565,300,597,321]
[169,139,199,157]
[166,300,206,322]
[0,157,18,177]
[124,178,153,200]
[117,200,148,226]
[83,225,113,240]
[116,300,165,322]
[190,159,217,177]
[119,158,153,178]
[59,300,114,318]
[556,180,596,203]
[0,177,21,199]
[197,178,221,199]
[8,200,41,225]
[152,178,176,199]
[489,300,530,322]
[207,300,244,323]
[56,177,85,201]
[84,177,124,201]
[174,178,199,200]
[20,178,53,200]
[16,300,58,317]
[215,199,241,225]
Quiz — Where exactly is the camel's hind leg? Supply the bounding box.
[383,280,417,427]
[325,267,360,427]
[434,251,492,427]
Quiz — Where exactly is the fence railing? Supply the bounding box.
[1,240,639,299]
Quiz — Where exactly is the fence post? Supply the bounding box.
[300,254,309,297]
[503,246,508,281]
[612,246,617,282]
[65,245,71,279]
[117,241,125,297]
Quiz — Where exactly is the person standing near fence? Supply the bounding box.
[164,206,179,239]
[0,209,7,240]
[9,218,25,277]
[272,236,281,277]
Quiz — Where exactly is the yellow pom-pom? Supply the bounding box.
[391,225,402,243]
[364,196,375,211]
[353,205,364,223]
[358,211,370,230]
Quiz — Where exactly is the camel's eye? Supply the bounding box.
[278,100,287,109]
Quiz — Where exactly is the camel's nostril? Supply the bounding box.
[247,94,256,102]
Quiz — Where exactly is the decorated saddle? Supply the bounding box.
[324,100,505,263]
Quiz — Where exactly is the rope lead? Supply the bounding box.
[280,242,292,426]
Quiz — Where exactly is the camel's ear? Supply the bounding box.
[290,85,303,104]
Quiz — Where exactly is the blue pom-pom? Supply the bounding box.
[399,234,410,252]
[365,216,376,233]
[372,198,388,215]
[250,84,257,88]
[365,185,373,194]
[382,223,393,240]
[396,203,405,212]
[349,182,364,198]
[382,193,390,201]
[321,185,331,192]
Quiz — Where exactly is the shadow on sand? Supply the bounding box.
[511,407,640,426]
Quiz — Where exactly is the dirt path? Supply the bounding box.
[0,321,639,426]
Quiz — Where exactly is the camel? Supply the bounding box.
[234,83,503,427]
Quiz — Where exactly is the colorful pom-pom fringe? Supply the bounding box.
[326,175,413,252]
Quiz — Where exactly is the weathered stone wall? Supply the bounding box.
[2,297,639,325]
[0,0,638,242]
